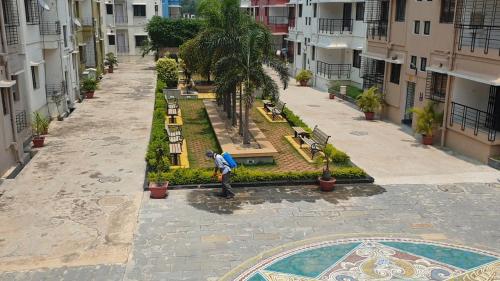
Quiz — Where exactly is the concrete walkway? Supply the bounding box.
[0,58,155,272]
[280,80,500,185]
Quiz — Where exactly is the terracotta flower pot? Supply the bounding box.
[364,112,375,120]
[108,67,114,74]
[32,136,45,148]
[149,182,168,199]
[318,177,336,192]
[422,135,433,145]
[329,92,335,99]
[299,80,308,86]
[85,91,95,99]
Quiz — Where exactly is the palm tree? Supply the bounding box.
[198,0,288,143]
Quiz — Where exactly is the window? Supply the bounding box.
[298,4,302,17]
[75,2,80,17]
[133,4,146,17]
[423,21,430,35]
[414,20,420,34]
[356,2,365,21]
[108,35,116,45]
[106,4,113,15]
[395,0,406,21]
[352,50,361,68]
[63,25,68,47]
[430,73,447,100]
[312,46,315,60]
[440,0,455,23]
[420,57,427,71]
[297,42,301,55]
[79,46,86,63]
[313,4,317,17]
[390,63,401,84]
[410,55,417,69]
[31,66,39,90]
[135,35,148,47]
[11,76,19,101]
[24,0,40,24]
[1,91,9,116]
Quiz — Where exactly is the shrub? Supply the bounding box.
[105,52,118,68]
[160,166,366,185]
[146,84,171,173]
[156,58,179,88]
[283,107,311,132]
[295,69,313,82]
[156,80,166,94]
[331,147,350,164]
[410,102,443,136]
[81,78,98,92]
[328,81,341,93]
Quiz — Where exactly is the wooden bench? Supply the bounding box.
[300,125,330,159]
[169,142,182,166]
[292,126,309,139]
[262,99,274,112]
[167,98,179,109]
[166,126,183,143]
[268,100,286,120]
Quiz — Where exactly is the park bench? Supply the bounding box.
[166,125,183,143]
[166,99,180,123]
[292,126,309,139]
[267,100,286,120]
[169,142,182,166]
[262,99,274,112]
[299,125,330,159]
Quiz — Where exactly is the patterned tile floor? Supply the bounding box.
[235,238,499,281]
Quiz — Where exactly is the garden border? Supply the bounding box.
[145,175,374,190]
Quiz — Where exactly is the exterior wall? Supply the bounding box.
[102,0,159,56]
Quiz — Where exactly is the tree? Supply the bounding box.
[198,0,288,143]
[143,16,204,56]
[179,37,213,83]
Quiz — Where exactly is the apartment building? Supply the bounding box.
[162,0,182,19]
[102,0,160,56]
[75,0,105,74]
[362,0,500,162]
[0,0,32,177]
[287,0,367,91]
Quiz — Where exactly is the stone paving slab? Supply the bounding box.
[123,183,500,281]
[0,58,155,272]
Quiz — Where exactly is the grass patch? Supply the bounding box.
[346,85,363,100]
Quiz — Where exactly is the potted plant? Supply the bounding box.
[40,115,49,135]
[148,172,169,199]
[81,78,98,99]
[328,81,341,99]
[315,144,337,192]
[105,52,118,73]
[356,86,382,120]
[32,112,48,148]
[295,69,313,86]
[410,102,443,145]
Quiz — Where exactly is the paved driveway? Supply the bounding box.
[280,81,500,184]
[0,58,155,272]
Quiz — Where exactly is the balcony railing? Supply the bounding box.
[46,83,66,97]
[316,61,351,79]
[457,25,500,56]
[15,111,28,133]
[5,26,20,45]
[80,17,94,27]
[263,0,289,5]
[40,21,61,35]
[3,0,20,45]
[265,16,289,33]
[169,0,181,6]
[288,17,295,29]
[450,102,497,141]
[318,18,353,34]
[115,15,128,24]
[366,21,388,40]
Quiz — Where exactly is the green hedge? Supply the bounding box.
[152,166,366,185]
[146,81,170,172]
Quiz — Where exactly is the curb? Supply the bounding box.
[144,176,375,190]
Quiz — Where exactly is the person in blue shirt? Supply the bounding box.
[206,150,235,198]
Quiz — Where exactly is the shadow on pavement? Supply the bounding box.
[186,184,386,214]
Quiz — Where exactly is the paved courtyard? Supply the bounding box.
[279,78,500,185]
[0,58,155,272]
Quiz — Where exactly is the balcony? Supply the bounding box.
[450,102,497,141]
[318,19,353,34]
[80,17,94,27]
[40,21,61,35]
[288,17,295,29]
[115,16,129,25]
[3,0,20,46]
[262,0,289,5]
[265,16,289,34]
[316,61,351,79]
[366,21,388,40]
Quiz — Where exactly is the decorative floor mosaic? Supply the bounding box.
[234,238,499,281]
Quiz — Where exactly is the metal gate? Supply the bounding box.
[402,82,415,125]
